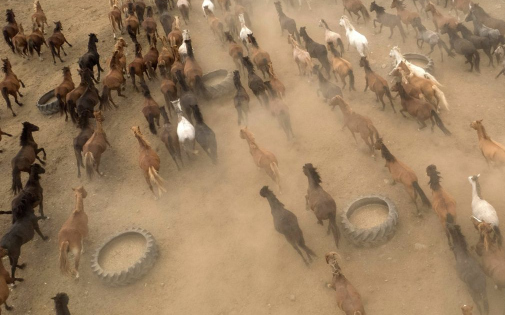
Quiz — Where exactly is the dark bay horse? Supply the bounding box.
[2,9,18,53]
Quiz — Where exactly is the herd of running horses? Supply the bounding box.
[1,0,505,313]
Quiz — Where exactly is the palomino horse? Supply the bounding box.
[2,9,19,53]
[329,95,380,156]
[58,186,89,279]
[11,122,46,194]
[54,67,75,121]
[470,120,505,167]
[48,21,73,64]
[339,15,369,57]
[0,58,25,118]
[303,164,340,248]
[328,42,355,91]
[132,126,166,198]
[374,137,431,215]
[78,33,104,83]
[31,0,48,34]
[240,127,281,192]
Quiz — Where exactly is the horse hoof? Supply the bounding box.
[18,263,26,269]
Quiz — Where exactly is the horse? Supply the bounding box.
[67,69,94,123]
[469,174,501,247]
[132,126,166,198]
[303,164,340,247]
[299,27,331,77]
[456,23,494,67]
[391,81,451,135]
[78,33,104,83]
[370,1,406,42]
[374,137,431,215]
[140,83,161,135]
[129,43,150,92]
[160,106,183,170]
[74,113,94,178]
[109,1,123,39]
[264,81,294,140]
[159,62,178,115]
[470,120,505,167]
[168,16,183,47]
[159,37,175,71]
[412,18,453,61]
[184,40,209,99]
[143,43,159,79]
[177,0,190,25]
[125,2,140,44]
[10,163,47,223]
[313,65,342,102]
[342,0,370,24]
[319,19,345,57]
[48,21,72,64]
[465,8,503,52]
[202,0,215,17]
[224,9,237,39]
[27,24,48,61]
[390,46,442,85]
[142,6,160,47]
[0,128,12,153]
[267,62,285,99]
[469,3,505,36]
[329,95,380,156]
[238,13,253,53]
[339,15,369,57]
[441,24,480,73]
[391,0,420,36]
[328,42,355,91]
[100,50,125,110]
[359,57,395,112]
[2,9,19,53]
[12,23,27,57]
[242,56,269,107]
[58,186,88,279]
[233,70,250,126]
[75,71,101,120]
[424,1,457,32]
[225,32,244,73]
[247,34,271,79]
[173,99,198,160]
[0,58,25,118]
[178,29,190,62]
[274,2,300,44]
[54,67,75,121]
[31,0,48,34]
[175,70,197,122]
[446,223,489,315]
[240,127,281,192]
[288,34,313,78]
[191,105,218,164]
[11,122,46,194]
[83,111,111,178]
[0,252,16,312]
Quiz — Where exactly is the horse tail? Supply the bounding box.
[270,162,281,190]
[3,30,14,52]
[194,76,211,100]
[348,69,355,91]
[337,38,345,55]
[59,241,71,275]
[49,40,57,61]
[99,86,112,111]
[85,151,95,179]
[328,211,340,248]
[148,166,166,196]
[446,213,455,224]
[412,181,431,208]
[383,85,393,101]
[431,110,452,136]
[147,113,157,135]
[474,51,480,73]
[367,122,380,145]
[127,24,137,44]
[28,38,35,56]
[493,225,503,246]
[424,73,443,87]
[360,5,370,22]
[11,166,22,194]
[56,93,65,117]
[432,85,449,111]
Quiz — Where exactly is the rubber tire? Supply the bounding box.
[403,53,435,74]
[341,195,399,248]
[91,228,159,287]
[202,69,234,100]
[37,89,60,115]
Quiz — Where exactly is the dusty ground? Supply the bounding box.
[1,0,505,314]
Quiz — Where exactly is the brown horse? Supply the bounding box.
[0,58,25,117]
[0,127,13,153]
[109,2,123,39]
[239,127,281,193]
[11,122,46,194]
[48,21,72,64]
[3,9,19,53]
[375,137,431,215]
[470,119,505,167]
[267,62,285,99]
[12,23,27,57]
[461,305,474,315]
[74,113,93,178]
[100,50,125,110]
[158,36,175,71]
[167,16,183,47]
[132,126,166,198]
[170,45,184,79]
[0,251,15,312]
[31,0,48,34]
[343,0,370,24]
[391,0,420,35]
[426,164,457,246]
[159,61,178,115]
[329,95,380,156]
[54,67,75,121]
[66,69,92,124]
[140,83,161,134]
[114,37,128,76]
[248,34,271,78]
[204,6,225,45]
[58,186,88,279]
[183,39,208,99]
[359,57,395,112]
[125,2,140,44]
[128,43,150,92]
[143,43,159,79]
[448,0,470,16]
[27,25,48,61]
[225,32,244,73]
[303,164,340,248]
[425,1,457,31]
[328,42,355,91]
[83,111,111,178]
[142,6,160,47]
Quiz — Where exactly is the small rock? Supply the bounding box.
[414,243,427,250]
[381,64,387,69]
[289,295,296,301]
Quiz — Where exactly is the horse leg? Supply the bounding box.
[378,93,387,111]
[389,26,394,39]
[349,129,358,144]
[286,238,309,266]
[95,156,104,176]
[131,73,138,92]
[33,220,48,240]
[39,192,46,219]
[12,93,23,107]
[340,75,347,90]
[65,38,72,47]
[36,148,47,161]
[60,45,67,57]
[235,106,243,125]
[1,92,16,117]
[75,149,83,178]
[417,118,427,130]
[74,244,82,279]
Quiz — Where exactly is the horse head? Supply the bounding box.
[72,186,88,199]
[31,163,46,175]
[470,119,483,130]
[22,121,40,132]
[89,33,98,43]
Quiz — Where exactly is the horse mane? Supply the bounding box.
[88,34,98,51]
[478,123,490,140]
[146,6,154,17]
[134,129,152,149]
[128,2,135,15]
[20,123,33,146]
[304,163,322,185]
[185,40,194,59]
[472,3,488,17]
[6,10,16,23]
[320,19,331,30]
[328,42,341,57]
[471,175,482,198]
[299,27,313,43]
[1,59,10,74]
[233,70,243,89]
[274,2,285,16]
[426,165,442,191]
[379,141,396,162]
[192,105,204,124]
[225,32,235,43]
[77,112,90,129]
[33,0,41,12]
[248,35,259,49]
[242,56,255,74]
[13,194,35,220]
[176,70,190,91]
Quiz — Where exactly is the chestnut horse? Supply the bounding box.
[48,21,72,64]
[470,119,505,167]
[0,58,25,118]
[425,1,457,31]
[54,67,75,121]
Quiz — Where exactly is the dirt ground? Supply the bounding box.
[1,0,505,314]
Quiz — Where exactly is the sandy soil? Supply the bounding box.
[1,0,505,314]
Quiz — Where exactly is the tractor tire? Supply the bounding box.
[91,227,159,287]
[403,53,435,74]
[341,195,399,247]
[202,69,234,99]
[36,89,60,115]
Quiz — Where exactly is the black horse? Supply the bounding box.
[78,33,104,83]
[233,70,250,126]
[299,27,331,77]
[242,56,269,108]
[441,23,480,72]
[191,105,217,164]
[370,1,406,42]
[456,23,494,67]
[75,72,101,120]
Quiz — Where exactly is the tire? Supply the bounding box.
[91,228,159,287]
[36,89,60,115]
[202,69,234,99]
[403,53,435,74]
[341,195,399,247]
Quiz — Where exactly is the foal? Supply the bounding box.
[375,137,431,215]
[58,186,88,279]
[83,111,111,178]
[303,164,340,248]
[0,58,25,118]
[11,122,46,194]
[48,21,72,64]
[54,67,75,121]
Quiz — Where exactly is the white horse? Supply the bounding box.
[239,14,253,52]
[339,15,369,57]
[468,174,501,236]
[179,30,190,62]
[202,0,214,17]
[389,46,442,87]
[172,99,198,157]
